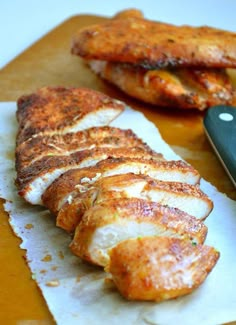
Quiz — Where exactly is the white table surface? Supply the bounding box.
[1,0,236,69]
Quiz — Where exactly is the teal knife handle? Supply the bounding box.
[203,105,236,187]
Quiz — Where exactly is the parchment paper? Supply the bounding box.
[0,102,236,325]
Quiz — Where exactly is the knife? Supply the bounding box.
[203,105,236,188]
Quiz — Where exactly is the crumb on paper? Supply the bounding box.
[24,223,34,229]
[46,279,60,287]
[58,251,64,259]
[41,254,52,262]
[40,269,47,274]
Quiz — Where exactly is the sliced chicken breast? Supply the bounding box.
[57,173,212,233]
[42,157,200,214]
[70,198,208,267]
[107,236,219,301]
[16,126,160,170]
[16,147,163,205]
[16,86,124,144]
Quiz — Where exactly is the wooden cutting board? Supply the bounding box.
[0,15,235,324]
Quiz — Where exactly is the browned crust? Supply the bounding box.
[96,176,213,215]
[42,158,200,214]
[72,16,236,69]
[107,236,219,301]
[16,147,163,194]
[16,86,124,144]
[56,174,213,233]
[70,198,208,264]
[56,197,88,233]
[90,60,235,110]
[16,126,159,170]
[145,178,210,199]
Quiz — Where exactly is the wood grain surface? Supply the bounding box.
[0,15,235,324]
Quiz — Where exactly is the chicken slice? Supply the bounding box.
[16,147,163,205]
[70,198,208,267]
[89,60,235,110]
[42,157,200,214]
[72,13,236,69]
[16,126,158,170]
[16,86,124,145]
[57,173,212,233]
[107,236,219,301]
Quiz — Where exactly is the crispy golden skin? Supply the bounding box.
[16,126,155,170]
[89,60,235,110]
[107,236,219,301]
[16,86,124,144]
[42,157,200,216]
[72,14,236,69]
[70,198,208,266]
[56,173,212,233]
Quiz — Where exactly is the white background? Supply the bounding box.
[0,0,236,69]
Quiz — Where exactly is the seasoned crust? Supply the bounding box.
[16,86,124,144]
[74,10,236,110]
[16,147,162,190]
[72,16,236,69]
[16,126,157,170]
[16,147,163,205]
[70,198,208,266]
[42,157,200,215]
[56,173,213,233]
[107,236,219,301]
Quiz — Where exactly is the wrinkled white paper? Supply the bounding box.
[0,102,236,325]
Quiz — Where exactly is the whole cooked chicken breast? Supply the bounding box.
[16,126,158,170]
[16,147,162,205]
[70,198,208,267]
[57,173,212,233]
[107,236,219,301]
[42,157,200,214]
[16,86,124,144]
[89,60,235,110]
[72,14,236,69]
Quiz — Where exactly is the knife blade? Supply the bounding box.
[203,105,236,188]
